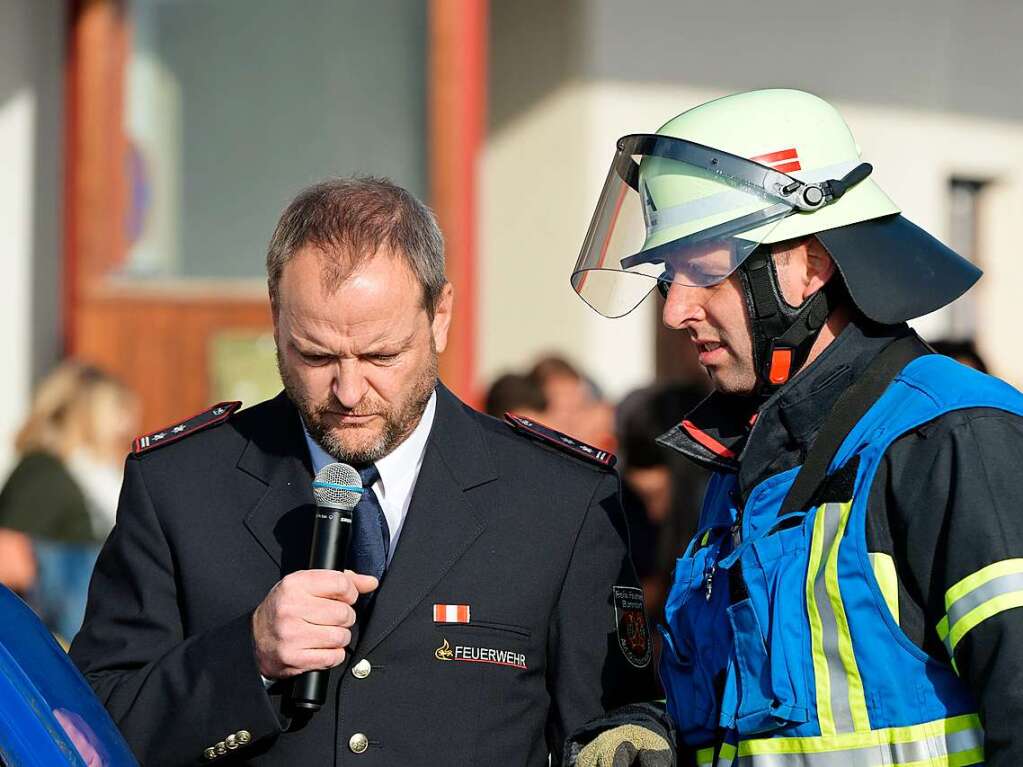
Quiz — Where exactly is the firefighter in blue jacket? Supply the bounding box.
[563,89,1023,767]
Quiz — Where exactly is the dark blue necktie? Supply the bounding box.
[349,464,389,582]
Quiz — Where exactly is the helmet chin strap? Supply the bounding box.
[737,247,832,395]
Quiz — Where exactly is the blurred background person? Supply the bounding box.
[0,362,138,641]
[615,382,709,648]
[931,338,989,373]
[529,354,616,452]
[484,371,548,420]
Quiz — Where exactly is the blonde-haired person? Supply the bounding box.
[0,362,138,640]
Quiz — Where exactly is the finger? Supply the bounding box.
[301,623,352,650]
[301,569,360,603]
[612,742,638,767]
[292,647,346,673]
[302,598,357,628]
[637,751,673,767]
[347,570,379,594]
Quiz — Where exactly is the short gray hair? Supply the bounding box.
[266,176,446,316]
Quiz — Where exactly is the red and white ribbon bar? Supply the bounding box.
[433,604,471,624]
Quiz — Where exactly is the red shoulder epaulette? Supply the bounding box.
[132,401,242,455]
[504,412,617,469]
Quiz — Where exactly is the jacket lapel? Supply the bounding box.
[357,385,497,654]
[238,393,317,575]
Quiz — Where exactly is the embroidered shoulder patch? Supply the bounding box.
[612,586,651,669]
[132,401,242,455]
[504,413,617,469]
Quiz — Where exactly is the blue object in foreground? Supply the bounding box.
[0,585,137,766]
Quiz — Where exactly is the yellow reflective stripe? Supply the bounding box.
[869,552,900,623]
[824,501,869,732]
[938,558,1023,657]
[948,591,1023,653]
[944,558,1023,605]
[701,530,712,546]
[716,742,737,767]
[805,503,835,735]
[737,713,981,756]
[695,743,737,767]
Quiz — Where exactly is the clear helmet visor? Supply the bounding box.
[571,139,794,318]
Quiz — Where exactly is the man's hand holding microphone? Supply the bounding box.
[251,462,376,710]
[252,568,377,681]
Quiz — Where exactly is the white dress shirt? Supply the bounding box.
[303,391,436,564]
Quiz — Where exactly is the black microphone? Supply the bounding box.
[287,462,363,712]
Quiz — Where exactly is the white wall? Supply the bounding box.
[480,83,657,402]
[0,0,64,478]
[0,86,34,479]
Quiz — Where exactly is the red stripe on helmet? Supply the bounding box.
[751,147,798,164]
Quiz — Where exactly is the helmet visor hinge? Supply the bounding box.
[779,162,874,212]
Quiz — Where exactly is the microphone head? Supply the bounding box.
[312,463,362,510]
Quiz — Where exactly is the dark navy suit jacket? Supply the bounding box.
[71,385,654,766]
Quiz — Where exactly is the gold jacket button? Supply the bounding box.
[225,734,238,750]
[351,659,372,679]
[237,730,252,744]
[349,733,369,754]
[215,742,227,756]
[204,747,217,760]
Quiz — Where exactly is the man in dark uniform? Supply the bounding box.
[563,90,1023,767]
[71,177,654,766]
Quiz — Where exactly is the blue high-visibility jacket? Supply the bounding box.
[660,354,1023,767]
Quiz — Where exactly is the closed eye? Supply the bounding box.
[300,352,334,366]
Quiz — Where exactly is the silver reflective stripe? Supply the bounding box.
[946,725,985,755]
[734,724,983,767]
[946,571,1023,629]
[644,189,758,236]
[813,503,854,732]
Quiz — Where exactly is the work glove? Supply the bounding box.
[575,724,673,767]
[564,703,677,767]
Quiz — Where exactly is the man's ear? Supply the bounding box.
[802,237,836,301]
[431,282,455,354]
[269,288,282,344]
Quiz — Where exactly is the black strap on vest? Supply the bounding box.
[777,333,929,517]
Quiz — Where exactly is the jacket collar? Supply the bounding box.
[658,320,913,500]
[237,392,317,572]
